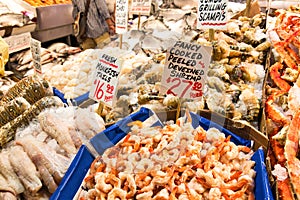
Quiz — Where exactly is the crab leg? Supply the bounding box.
[273,42,299,70]
[265,91,290,126]
[269,62,291,92]
[277,178,294,200]
[284,109,300,199]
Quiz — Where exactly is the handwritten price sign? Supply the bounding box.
[130,0,151,16]
[89,53,121,106]
[160,40,212,100]
[116,0,129,34]
[197,0,228,29]
[30,38,42,75]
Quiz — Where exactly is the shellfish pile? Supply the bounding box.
[99,45,204,123]
[0,75,56,147]
[110,12,270,126]
[42,48,99,99]
[264,5,300,199]
[0,105,106,199]
[77,117,256,199]
[203,13,270,126]
[9,42,81,79]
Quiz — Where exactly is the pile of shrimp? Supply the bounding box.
[77,118,256,200]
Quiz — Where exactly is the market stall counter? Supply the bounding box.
[31,4,74,42]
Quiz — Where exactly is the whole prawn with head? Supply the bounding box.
[72,0,115,50]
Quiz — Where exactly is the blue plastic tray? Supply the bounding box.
[52,87,90,106]
[51,107,274,200]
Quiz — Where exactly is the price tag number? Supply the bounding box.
[93,80,104,100]
[93,80,115,101]
[166,77,203,98]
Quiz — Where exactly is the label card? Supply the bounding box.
[30,38,42,75]
[130,0,151,16]
[4,32,31,54]
[160,41,212,100]
[115,0,129,34]
[197,0,228,29]
[89,53,122,107]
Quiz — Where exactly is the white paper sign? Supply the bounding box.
[160,41,212,100]
[197,0,228,29]
[89,53,122,107]
[115,0,129,34]
[130,0,151,16]
[4,32,31,54]
[30,38,42,75]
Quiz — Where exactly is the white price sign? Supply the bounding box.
[115,0,129,34]
[160,41,212,100]
[89,53,122,107]
[4,32,31,54]
[130,0,151,16]
[30,38,42,75]
[197,0,228,29]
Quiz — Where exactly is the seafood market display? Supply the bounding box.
[10,42,81,76]
[0,105,106,199]
[9,42,84,99]
[77,117,256,199]
[99,44,204,123]
[0,75,59,147]
[264,5,300,199]
[0,1,32,27]
[0,72,16,97]
[203,13,269,126]
[41,48,99,99]
[109,12,269,126]
[0,75,52,105]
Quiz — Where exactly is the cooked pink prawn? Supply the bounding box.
[119,172,136,198]
[95,172,120,193]
[107,188,127,200]
[134,171,152,188]
[136,190,153,199]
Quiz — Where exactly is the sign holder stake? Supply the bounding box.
[209,29,215,42]
[96,101,105,116]
[176,98,182,121]
[119,34,123,49]
[245,0,252,17]
[138,12,141,30]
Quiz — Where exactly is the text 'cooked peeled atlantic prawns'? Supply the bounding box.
[77,118,256,200]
